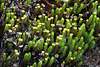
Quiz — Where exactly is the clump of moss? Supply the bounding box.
[0,0,100,67]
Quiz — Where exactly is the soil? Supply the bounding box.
[82,39,100,67]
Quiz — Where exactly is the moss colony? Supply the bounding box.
[0,0,100,67]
